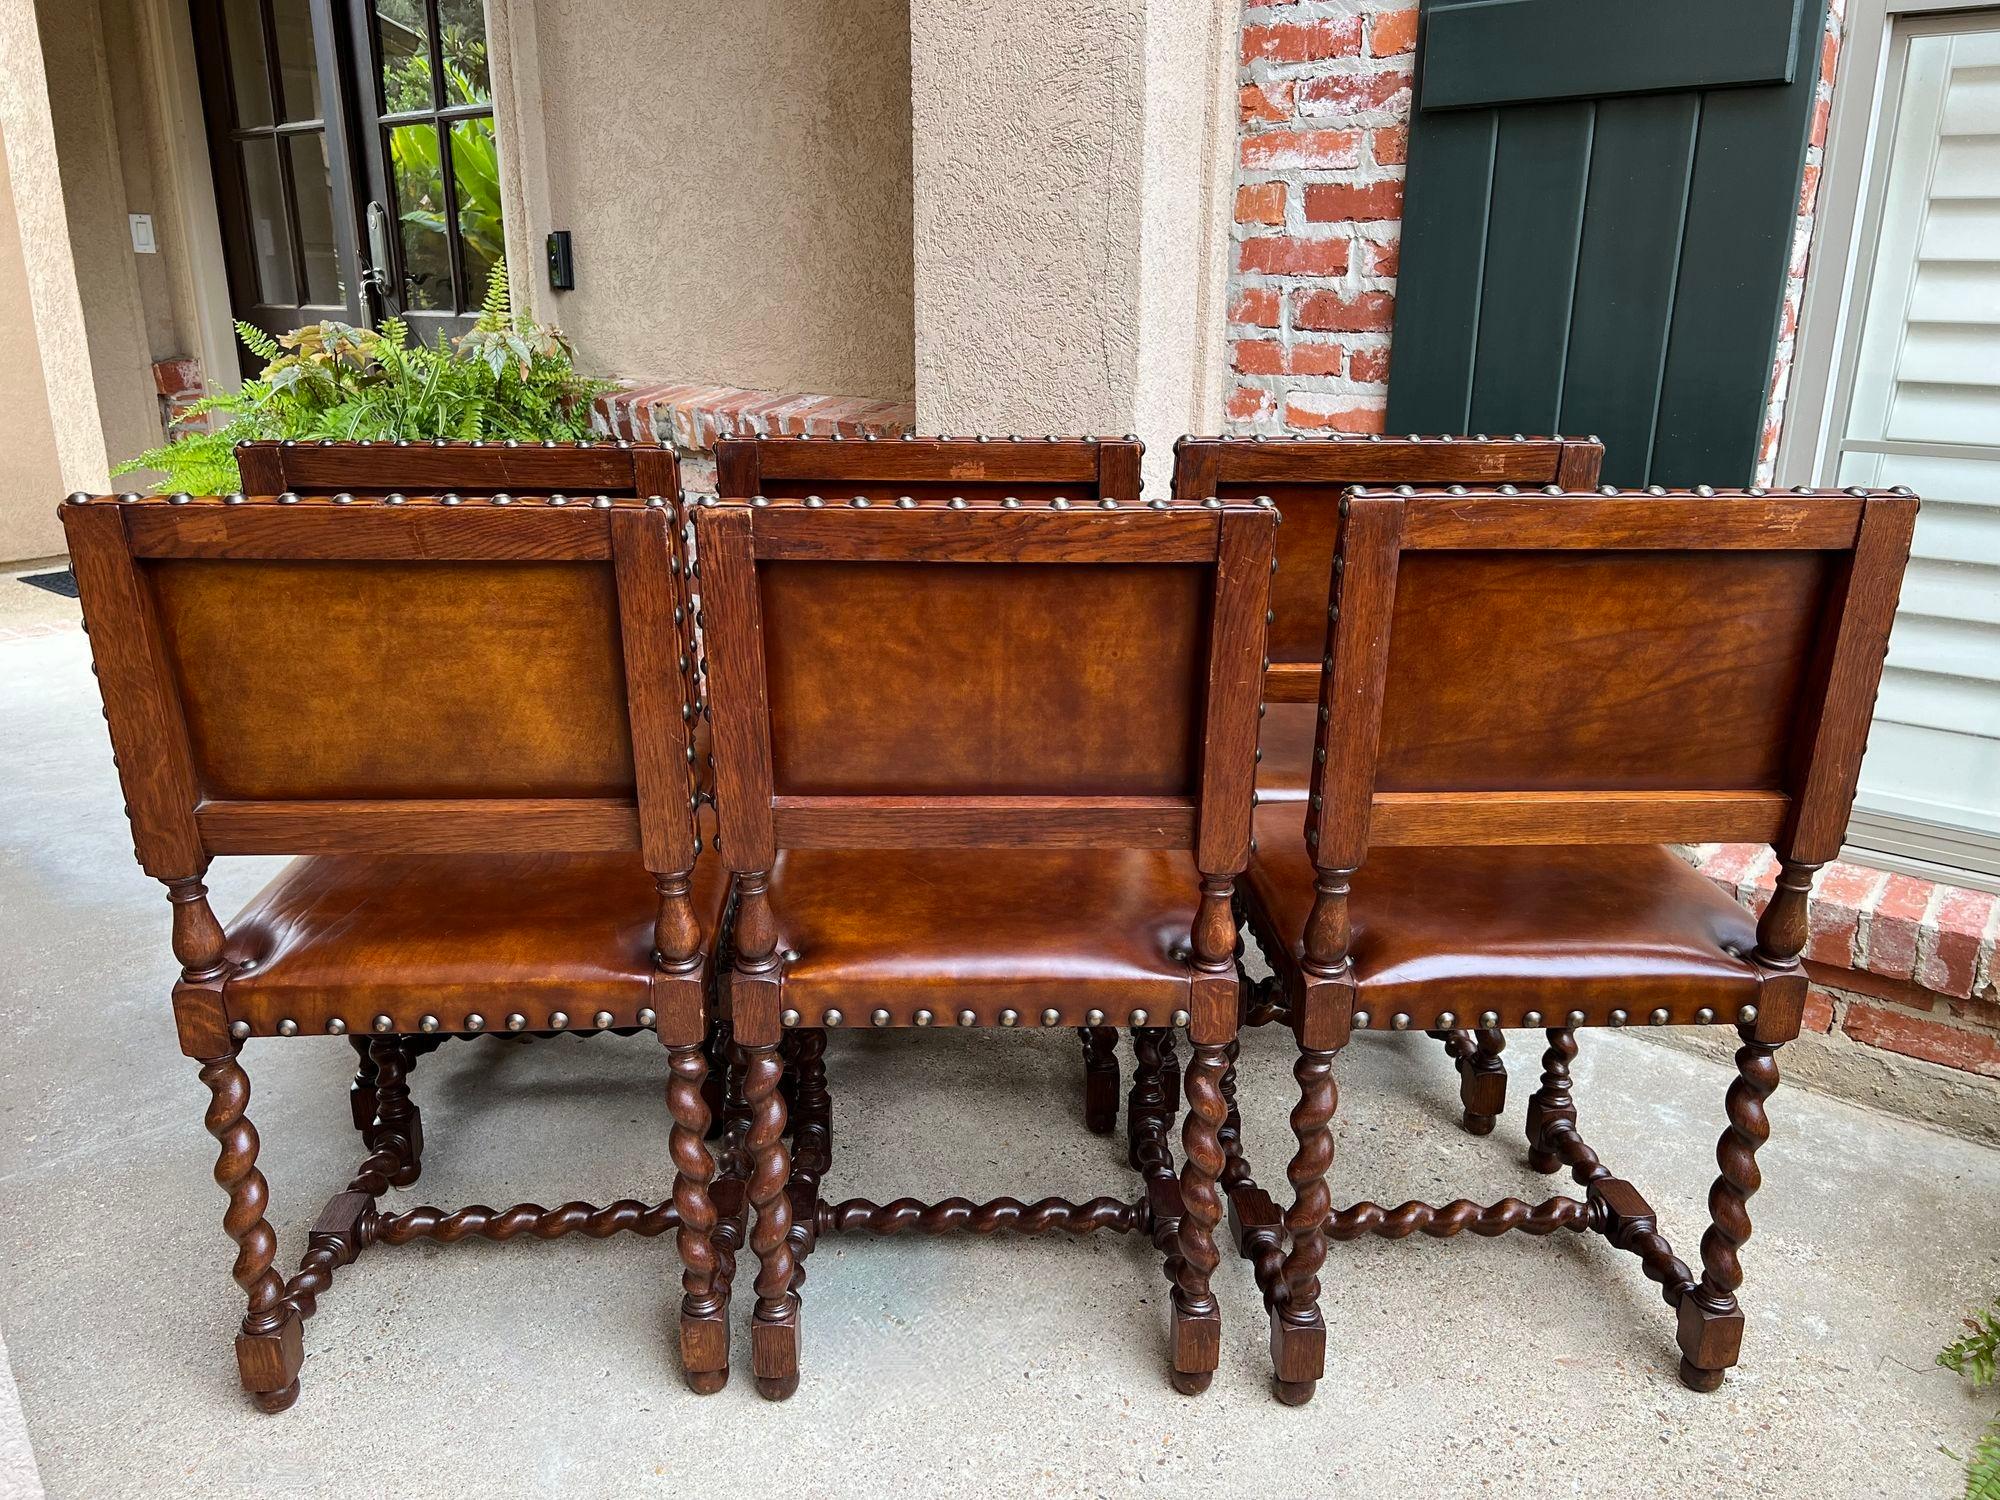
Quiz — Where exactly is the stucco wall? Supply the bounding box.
[36,0,165,477]
[912,1,1146,435]
[0,123,65,561]
[502,0,915,404]
[910,0,1235,483]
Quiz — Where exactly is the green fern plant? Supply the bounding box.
[1941,1299,2000,1499]
[113,263,611,493]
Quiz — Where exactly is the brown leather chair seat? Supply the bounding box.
[759,847,1200,1025]
[221,851,731,1034]
[1243,805,1760,1026]
[1256,703,1317,802]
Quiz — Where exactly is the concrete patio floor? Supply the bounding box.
[5,593,2000,1498]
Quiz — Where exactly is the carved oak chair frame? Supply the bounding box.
[713,435,1149,1144]
[234,438,692,1129]
[696,437,1274,1399]
[1247,483,1916,1403]
[1165,433,1607,1185]
[235,435,671,498]
[61,487,728,1410]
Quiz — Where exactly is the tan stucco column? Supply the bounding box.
[0,0,106,558]
[910,0,1238,492]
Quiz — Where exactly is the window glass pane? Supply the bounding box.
[223,0,273,130]
[437,0,491,104]
[450,116,500,303]
[286,132,343,304]
[270,0,322,121]
[239,137,296,305]
[375,0,434,113]
[388,122,452,309]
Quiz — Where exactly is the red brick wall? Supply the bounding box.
[1228,0,1413,435]
[1225,0,1844,463]
[1696,846,2000,1081]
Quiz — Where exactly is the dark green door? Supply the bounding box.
[1384,0,1830,485]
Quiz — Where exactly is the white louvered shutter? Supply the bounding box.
[1835,23,2000,881]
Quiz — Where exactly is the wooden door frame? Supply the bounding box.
[188,0,375,362]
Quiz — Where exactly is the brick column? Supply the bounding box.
[910,0,1238,491]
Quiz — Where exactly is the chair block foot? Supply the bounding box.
[752,1294,800,1400]
[685,1368,729,1396]
[1676,1296,1743,1388]
[1273,1377,1317,1406]
[235,1308,303,1407]
[1526,1147,1561,1174]
[1170,1301,1221,1388]
[1461,1111,1498,1136]
[1270,1312,1325,1388]
[1677,1357,1727,1393]
[1169,1368,1213,1395]
[249,1380,300,1414]
[680,1307,730,1388]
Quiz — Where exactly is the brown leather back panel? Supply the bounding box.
[148,558,636,799]
[1375,548,1836,793]
[1179,438,1597,668]
[757,559,1210,797]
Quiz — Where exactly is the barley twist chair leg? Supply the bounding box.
[1453,1027,1508,1137]
[1677,1026,1782,1392]
[789,1026,832,1188]
[198,1048,303,1412]
[345,1034,378,1146]
[741,1041,799,1401]
[1218,1034,1249,1192]
[1159,1029,1180,1117]
[1169,1041,1231,1395]
[367,1037,424,1188]
[1079,1026,1120,1136]
[699,1017,730,1141]
[1271,1044,1336,1406]
[1126,1027,1172,1171]
[665,1042,729,1393]
[1524,1027,1578,1173]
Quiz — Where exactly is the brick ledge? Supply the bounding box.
[594,381,914,452]
[1691,844,2000,1080]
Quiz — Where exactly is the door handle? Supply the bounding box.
[362,201,394,296]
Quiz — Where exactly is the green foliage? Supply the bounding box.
[1941,1300,2000,1500]
[112,263,609,493]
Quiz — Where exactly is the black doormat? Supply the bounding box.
[17,570,79,598]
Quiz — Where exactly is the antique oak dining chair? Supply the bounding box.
[696,436,1275,1398]
[233,439,705,1134]
[1166,433,1605,1153]
[1240,482,1915,1404]
[61,486,730,1410]
[713,434,1149,1145]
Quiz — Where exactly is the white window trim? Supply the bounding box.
[1778,0,2000,895]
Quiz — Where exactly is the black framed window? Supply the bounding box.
[191,0,502,366]
[365,0,500,321]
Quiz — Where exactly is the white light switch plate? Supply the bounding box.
[128,213,155,254]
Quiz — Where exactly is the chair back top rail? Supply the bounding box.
[1304,484,1918,868]
[233,438,676,498]
[716,434,1144,505]
[1172,433,1605,702]
[59,491,699,880]
[693,485,1275,874]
